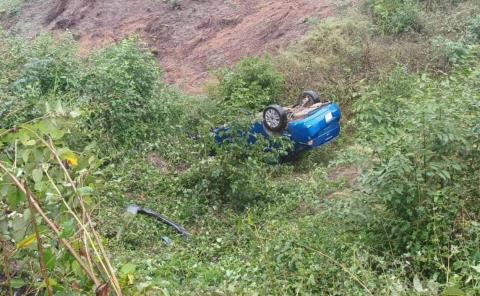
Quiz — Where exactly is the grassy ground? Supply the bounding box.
[96,143,378,295]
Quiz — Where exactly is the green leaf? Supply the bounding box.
[7,186,24,209]
[23,208,31,223]
[50,128,66,140]
[59,219,75,239]
[22,139,36,146]
[33,148,45,163]
[44,248,56,270]
[22,149,31,163]
[36,120,55,134]
[120,263,137,277]
[71,260,83,278]
[55,101,64,114]
[10,278,25,289]
[0,183,9,197]
[442,286,465,296]
[70,109,81,118]
[11,215,29,242]
[32,168,43,183]
[471,265,480,273]
[413,276,425,292]
[77,186,93,197]
[39,278,58,290]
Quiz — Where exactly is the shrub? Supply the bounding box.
[354,65,415,138]
[12,34,79,96]
[83,37,180,149]
[0,33,79,129]
[465,15,480,44]
[180,119,291,207]
[432,15,480,66]
[432,37,470,64]
[355,60,480,283]
[215,57,284,113]
[0,0,24,17]
[368,0,422,34]
[0,113,121,295]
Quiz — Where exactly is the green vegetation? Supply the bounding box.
[213,57,284,113]
[1,0,480,295]
[0,0,23,17]
[367,0,422,34]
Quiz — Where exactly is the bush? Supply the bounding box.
[0,0,24,17]
[432,37,470,64]
[0,33,79,129]
[83,37,181,149]
[368,0,422,34]
[355,60,480,284]
[12,34,79,96]
[432,15,480,66]
[215,57,284,113]
[465,15,480,44]
[180,120,290,208]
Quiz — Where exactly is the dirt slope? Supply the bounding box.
[5,0,354,91]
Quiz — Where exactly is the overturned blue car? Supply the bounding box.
[215,91,342,158]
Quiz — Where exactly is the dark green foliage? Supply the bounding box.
[215,57,284,113]
[12,34,79,96]
[83,38,181,149]
[180,121,291,208]
[465,15,480,44]
[0,34,79,129]
[367,0,422,34]
[432,15,480,68]
[355,57,480,284]
[83,38,184,152]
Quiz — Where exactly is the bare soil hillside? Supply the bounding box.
[4,0,356,91]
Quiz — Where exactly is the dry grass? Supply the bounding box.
[275,0,479,111]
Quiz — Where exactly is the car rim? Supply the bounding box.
[265,109,280,128]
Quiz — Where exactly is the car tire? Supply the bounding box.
[263,104,288,133]
[298,90,321,106]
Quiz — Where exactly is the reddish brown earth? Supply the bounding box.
[4,0,355,92]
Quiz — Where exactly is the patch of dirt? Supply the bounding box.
[328,166,361,187]
[148,153,170,173]
[4,0,356,92]
[148,153,189,174]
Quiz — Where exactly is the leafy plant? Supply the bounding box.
[368,0,422,34]
[0,110,121,295]
[0,0,24,17]
[1,34,79,130]
[215,57,284,114]
[355,58,480,287]
[82,37,181,150]
[180,119,291,208]
[465,15,480,44]
[12,34,79,96]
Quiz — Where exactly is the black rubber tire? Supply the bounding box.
[263,104,288,133]
[298,90,320,106]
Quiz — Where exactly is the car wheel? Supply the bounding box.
[263,104,288,133]
[298,90,320,107]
